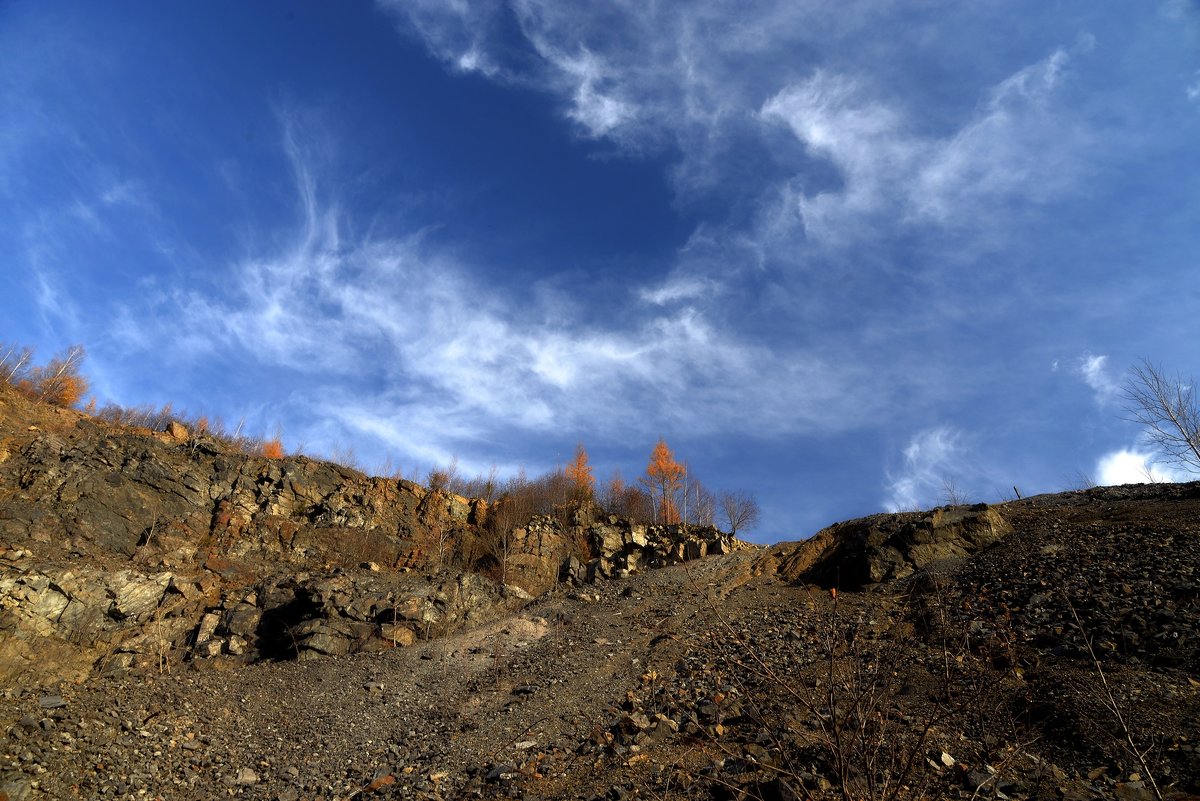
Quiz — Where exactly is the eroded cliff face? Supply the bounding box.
[0,408,474,571]
[0,386,499,684]
[0,387,749,686]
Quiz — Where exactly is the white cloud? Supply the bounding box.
[378,0,913,159]
[1076,353,1119,404]
[375,0,1120,407]
[527,43,634,137]
[761,48,1084,242]
[912,49,1079,223]
[379,0,505,78]
[637,275,719,306]
[884,425,969,512]
[1095,448,1187,486]
[384,1,1096,252]
[760,70,913,241]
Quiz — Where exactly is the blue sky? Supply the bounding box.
[3,1,1199,542]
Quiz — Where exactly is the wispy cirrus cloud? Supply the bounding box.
[761,46,1087,243]
[131,116,890,467]
[383,2,1097,246]
[883,426,975,512]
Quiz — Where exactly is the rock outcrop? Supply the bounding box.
[0,387,751,686]
[0,556,538,686]
[773,503,1012,588]
[558,516,747,586]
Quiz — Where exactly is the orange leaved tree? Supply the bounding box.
[643,438,685,524]
[21,345,89,407]
[565,442,595,501]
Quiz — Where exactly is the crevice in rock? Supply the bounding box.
[256,587,322,661]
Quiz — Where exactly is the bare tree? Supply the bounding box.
[484,475,536,587]
[0,342,33,384]
[688,482,716,527]
[939,475,970,506]
[426,456,460,493]
[719,490,760,536]
[1064,469,1096,491]
[1122,359,1200,475]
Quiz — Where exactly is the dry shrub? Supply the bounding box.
[94,401,177,431]
[261,438,285,459]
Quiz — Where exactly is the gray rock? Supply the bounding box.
[194,612,220,645]
[37,695,66,709]
[0,772,32,801]
[559,555,583,584]
[300,630,350,657]
[220,603,261,638]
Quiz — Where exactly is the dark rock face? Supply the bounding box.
[0,383,534,683]
[0,420,445,568]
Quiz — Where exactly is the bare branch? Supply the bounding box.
[719,490,760,536]
[1121,359,1200,475]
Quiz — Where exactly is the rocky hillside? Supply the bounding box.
[1,385,1198,801]
[0,385,746,688]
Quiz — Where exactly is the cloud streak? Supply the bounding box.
[761,47,1085,243]
[883,426,972,512]
[135,118,891,468]
[384,2,1095,243]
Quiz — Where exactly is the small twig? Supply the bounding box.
[968,737,1041,801]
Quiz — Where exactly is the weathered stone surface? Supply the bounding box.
[108,570,171,621]
[221,603,261,638]
[298,627,350,657]
[378,623,416,646]
[38,694,66,709]
[195,612,220,644]
[28,585,69,621]
[194,639,223,658]
[773,504,1013,588]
